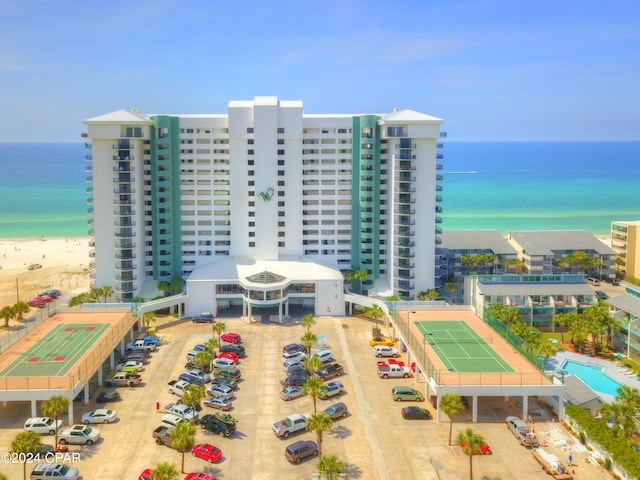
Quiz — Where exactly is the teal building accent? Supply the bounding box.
[150,116,182,282]
[351,115,381,289]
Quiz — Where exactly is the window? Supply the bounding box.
[278,160,285,166]
[248,139,254,144]
[248,160,254,165]
[277,149,285,155]
[248,149,254,155]
[247,127,254,133]
[277,127,285,133]
[277,139,284,144]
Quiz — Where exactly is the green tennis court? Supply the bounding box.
[0,323,109,377]
[415,321,513,373]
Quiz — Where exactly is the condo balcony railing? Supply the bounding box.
[395,143,416,149]
[394,196,416,204]
[437,143,444,149]
[87,208,94,215]
[114,239,136,249]
[394,228,415,236]
[88,228,94,236]
[436,174,443,181]
[114,230,135,239]
[88,218,94,226]
[440,132,448,138]
[114,219,136,227]
[113,142,134,149]
[394,261,415,268]
[116,274,138,282]
[395,272,415,280]
[395,250,415,258]
[435,196,442,202]
[85,165,92,173]
[86,186,93,194]
[436,216,442,224]
[395,163,416,171]
[113,165,135,172]
[85,176,93,183]
[114,208,135,216]
[394,239,416,247]
[394,218,415,226]
[113,175,134,183]
[395,186,416,193]
[435,205,443,213]
[113,186,135,194]
[436,164,443,170]
[436,185,443,191]
[115,252,137,260]
[112,155,134,161]
[113,198,135,206]
[115,262,137,271]
[86,196,94,205]
[394,174,416,182]
[394,280,415,290]
[85,155,92,161]
[119,283,138,293]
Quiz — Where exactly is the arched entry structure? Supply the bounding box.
[185,257,345,320]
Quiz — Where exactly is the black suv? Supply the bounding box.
[220,344,246,357]
[280,374,309,387]
[282,343,306,355]
[285,440,319,464]
[201,414,235,437]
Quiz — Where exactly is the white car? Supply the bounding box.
[282,351,306,363]
[24,417,62,435]
[206,384,234,401]
[282,360,305,372]
[313,349,334,363]
[58,424,100,445]
[81,409,117,424]
[203,396,232,410]
[115,360,144,372]
[212,357,236,369]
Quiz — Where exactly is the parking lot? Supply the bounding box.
[0,314,613,479]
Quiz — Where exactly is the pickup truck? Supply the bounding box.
[315,363,344,380]
[164,403,199,423]
[272,413,311,438]
[58,424,100,445]
[152,426,175,448]
[377,364,412,379]
[105,371,141,387]
[126,339,156,353]
[167,379,190,396]
[506,416,539,447]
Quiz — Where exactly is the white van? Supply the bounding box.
[587,277,601,286]
[373,346,399,358]
[24,417,63,435]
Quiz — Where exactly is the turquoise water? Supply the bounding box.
[561,360,623,396]
[0,141,638,239]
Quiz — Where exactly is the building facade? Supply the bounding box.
[83,97,445,313]
[611,220,640,278]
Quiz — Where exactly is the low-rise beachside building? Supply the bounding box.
[466,274,598,329]
[608,282,640,359]
[506,230,617,279]
[611,220,640,278]
[82,97,445,317]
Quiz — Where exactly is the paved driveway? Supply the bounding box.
[0,315,612,479]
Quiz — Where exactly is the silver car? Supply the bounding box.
[280,386,305,401]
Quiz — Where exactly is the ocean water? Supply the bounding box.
[0,141,638,239]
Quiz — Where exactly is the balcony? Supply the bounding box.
[396,186,416,193]
[394,206,415,215]
[394,239,415,247]
[115,261,137,272]
[119,282,138,293]
[394,228,415,236]
[395,272,415,280]
[394,196,415,204]
[115,252,137,260]
[114,208,136,216]
[114,219,136,227]
[86,196,94,205]
[85,176,93,183]
[395,142,416,149]
[116,273,138,282]
[394,261,415,268]
[113,197,135,206]
[113,164,135,173]
[113,142,133,150]
[394,279,415,290]
[115,230,135,239]
[113,174,134,183]
[395,249,415,258]
[394,173,416,182]
[114,186,135,194]
[112,155,134,161]
[394,217,415,226]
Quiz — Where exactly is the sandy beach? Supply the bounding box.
[0,237,91,314]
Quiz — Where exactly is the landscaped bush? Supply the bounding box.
[565,405,640,478]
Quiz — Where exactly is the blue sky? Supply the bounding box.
[1,0,639,142]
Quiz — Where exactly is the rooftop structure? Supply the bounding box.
[611,220,640,278]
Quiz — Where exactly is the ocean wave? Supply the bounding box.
[444,170,477,174]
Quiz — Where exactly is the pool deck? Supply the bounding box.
[550,350,640,401]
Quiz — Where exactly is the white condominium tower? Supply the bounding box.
[83,97,444,316]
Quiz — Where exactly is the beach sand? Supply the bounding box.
[0,238,92,317]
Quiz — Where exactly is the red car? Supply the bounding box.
[460,442,492,455]
[28,299,46,308]
[191,443,222,463]
[33,295,53,303]
[138,469,151,480]
[218,351,239,363]
[184,472,217,480]
[220,332,241,344]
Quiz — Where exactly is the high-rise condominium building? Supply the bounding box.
[83,97,444,316]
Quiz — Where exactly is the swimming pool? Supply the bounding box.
[560,360,623,396]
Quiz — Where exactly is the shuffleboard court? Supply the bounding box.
[415,320,513,373]
[0,323,110,377]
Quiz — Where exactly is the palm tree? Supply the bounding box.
[212,321,226,344]
[181,385,204,420]
[12,301,29,322]
[345,266,368,295]
[445,282,458,303]
[303,376,327,414]
[41,395,69,448]
[439,393,465,445]
[456,427,485,480]
[317,454,345,479]
[99,285,114,303]
[538,343,557,371]
[142,312,156,332]
[307,412,333,456]
[0,305,15,328]
[367,304,384,326]
[301,331,318,358]
[10,430,43,480]
[170,421,196,473]
[417,289,439,301]
[150,461,180,480]
[205,337,220,360]
[301,313,316,333]
[192,351,212,395]
[303,356,323,377]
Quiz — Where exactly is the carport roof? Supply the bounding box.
[608,293,640,318]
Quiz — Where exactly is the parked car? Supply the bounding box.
[318,381,344,399]
[206,384,234,401]
[58,424,100,445]
[210,377,238,391]
[392,386,425,402]
[280,386,305,401]
[282,351,307,363]
[313,349,334,363]
[369,336,394,346]
[587,277,601,286]
[179,373,204,386]
[125,351,149,363]
[115,360,144,373]
[186,368,211,383]
[401,406,432,420]
[373,346,399,358]
[184,472,217,480]
[81,409,117,424]
[315,363,344,379]
[203,396,232,411]
[40,289,61,298]
[33,295,53,303]
[28,299,46,308]
[200,414,235,437]
[192,344,211,352]
[281,374,309,387]
[212,357,236,369]
[285,364,308,376]
[285,440,319,464]
[220,344,245,357]
[160,413,189,429]
[30,464,79,480]
[27,263,42,270]
[96,390,121,403]
[24,417,62,435]
[282,343,306,355]
[191,313,214,323]
[595,290,609,299]
[221,332,241,344]
[218,351,239,363]
[322,402,349,420]
[191,443,222,463]
[213,367,241,381]
[185,361,211,373]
